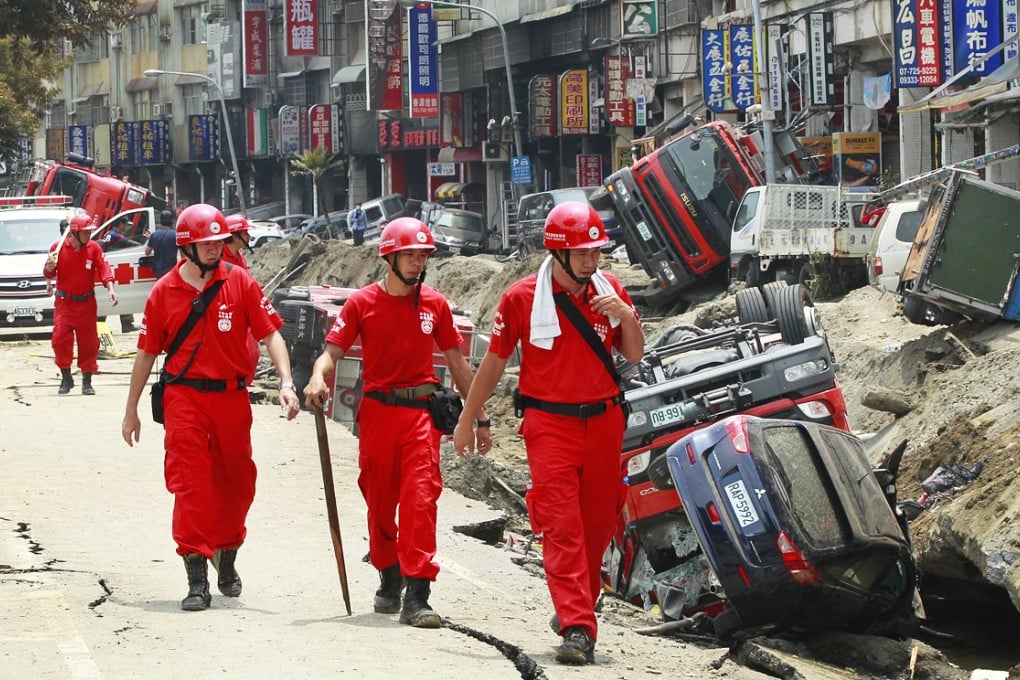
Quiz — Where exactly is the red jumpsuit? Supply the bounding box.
[486,273,636,643]
[221,248,259,384]
[324,283,462,580]
[43,238,113,373]
[138,262,283,558]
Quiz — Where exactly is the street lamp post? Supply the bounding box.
[144,68,246,214]
[397,0,523,160]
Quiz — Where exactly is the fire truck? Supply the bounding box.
[595,120,818,299]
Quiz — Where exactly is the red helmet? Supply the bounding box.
[543,201,608,250]
[68,214,98,233]
[224,214,251,235]
[379,217,435,256]
[176,204,230,246]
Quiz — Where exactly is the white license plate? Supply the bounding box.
[636,221,653,241]
[725,479,760,528]
[12,307,38,317]
[649,402,685,428]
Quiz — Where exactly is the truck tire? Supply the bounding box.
[761,280,788,318]
[735,287,770,324]
[646,454,676,491]
[774,283,817,345]
[902,296,962,326]
[738,258,761,288]
[797,262,815,289]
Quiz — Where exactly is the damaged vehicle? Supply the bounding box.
[649,415,920,640]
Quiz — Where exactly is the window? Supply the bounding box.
[180,3,209,46]
[131,93,153,122]
[183,84,204,116]
[130,14,158,53]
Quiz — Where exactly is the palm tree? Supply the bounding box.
[290,148,345,238]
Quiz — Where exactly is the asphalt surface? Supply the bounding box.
[0,331,784,680]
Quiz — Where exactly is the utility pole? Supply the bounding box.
[751,0,778,183]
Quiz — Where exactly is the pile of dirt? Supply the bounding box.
[248,239,1020,622]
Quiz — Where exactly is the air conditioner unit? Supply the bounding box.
[159,26,172,41]
[152,103,162,117]
[111,106,123,121]
[110,33,122,49]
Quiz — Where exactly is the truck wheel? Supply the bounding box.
[646,454,675,491]
[774,283,817,345]
[761,280,788,317]
[902,296,962,326]
[587,185,615,212]
[797,262,815,289]
[739,259,761,288]
[735,287,770,324]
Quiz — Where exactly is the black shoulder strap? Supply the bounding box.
[553,291,621,385]
[165,266,231,361]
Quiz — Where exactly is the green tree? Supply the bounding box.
[0,0,134,57]
[0,37,66,153]
[290,147,345,237]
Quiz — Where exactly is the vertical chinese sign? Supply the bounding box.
[285,0,318,57]
[309,104,340,154]
[729,24,756,111]
[893,0,943,87]
[112,122,140,167]
[807,13,835,105]
[243,0,269,87]
[951,0,1003,76]
[604,56,634,127]
[558,69,589,135]
[529,75,558,139]
[189,114,220,161]
[68,125,90,158]
[576,154,603,188]
[278,105,305,156]
[702,29,728,112]
[139,120,168,166]
[368,0,403,111]
[408,5,438,118]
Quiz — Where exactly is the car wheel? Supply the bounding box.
[774,283,817,345]
[712,608,742,640]
[735,287,770,324]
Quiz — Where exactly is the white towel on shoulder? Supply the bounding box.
[529,254,620,350]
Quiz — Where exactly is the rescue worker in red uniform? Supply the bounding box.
[304,218,491,628]
[222,214,251,269]
[222,214,259,384]
[453,202,644,665]
[120,204,301,612]
[43,213,119,395]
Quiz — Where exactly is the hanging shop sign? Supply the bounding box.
[243,0,269,87]
[408,5,438,118]
[558,69,589,135]
[528,75,558,138]
[285,0,318,57]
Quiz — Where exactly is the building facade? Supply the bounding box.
[34,0,1019,238]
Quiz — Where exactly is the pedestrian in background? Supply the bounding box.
[452,202,644,665]
[347,203,368,246]
[120,203,301,612]
[44,213,119,395]
[146,209,179,279]
[304,217,491,628]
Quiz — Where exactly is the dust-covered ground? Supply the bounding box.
[249,237,1020,678]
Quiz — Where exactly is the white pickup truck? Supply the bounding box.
[729,184,878,287]
[0,198,156,327]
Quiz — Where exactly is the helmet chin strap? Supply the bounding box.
[186,244,221,279]
[385,254,427,307]
[552,250,592,287]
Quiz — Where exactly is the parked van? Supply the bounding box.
[866,199,924,294]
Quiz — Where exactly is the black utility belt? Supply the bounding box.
[169,376,247,393]
[365,387,435,409]
[514,390,623,420]
[55,289,95,302]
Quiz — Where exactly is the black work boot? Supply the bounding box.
[555,626,595,665]
[399,577,441,628]
[58,368,73,395]
[373,563,402,614]
[212,548,242,597]
[181,554,211,611]
[81,372,95,396]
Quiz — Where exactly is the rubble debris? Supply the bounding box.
[862,388,916,416]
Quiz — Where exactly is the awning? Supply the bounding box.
[277,71,304,81]
[907,58,1020,113]
[899,33,1017,113]
[125,77,158,93]
[435,182,484,201]
[133,1,157,16]
[521,2,577,24]
[437,147,482,163]
[332,65,366,85]
[77,81,109,98]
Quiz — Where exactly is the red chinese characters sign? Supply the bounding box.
[576,154,603,188]
[605,56,634,127]
[558,70,589,135]
[528,75,558,138]
[368,1,403,111]
[309,104,338,154]
[285,0,317,57]
[378,119,440,151]
[243,0,269,87]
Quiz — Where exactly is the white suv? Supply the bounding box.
[0,204,155,326]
